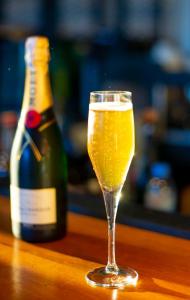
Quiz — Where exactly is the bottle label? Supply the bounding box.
[10,185,57,224]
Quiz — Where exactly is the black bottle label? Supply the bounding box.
[25,107,56,131]
[21,107,56,161]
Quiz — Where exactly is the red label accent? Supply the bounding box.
[25,110,41,128]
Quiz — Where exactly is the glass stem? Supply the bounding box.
[103,188,121,274]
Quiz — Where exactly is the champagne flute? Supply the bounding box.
[86,91,138,288]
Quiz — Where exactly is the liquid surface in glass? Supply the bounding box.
[88,101,135,191]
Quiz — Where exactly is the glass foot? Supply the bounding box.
[86,266,138,288]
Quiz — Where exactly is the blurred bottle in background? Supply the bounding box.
[0,111,17,180]
[1,0,42,36]
[121,0,156,51]
[180,185,190,216]
[134,107,159,204]
[50,41,71,128]
[152,84,190,213]
[56,0,100,39]
[144,162,177,213]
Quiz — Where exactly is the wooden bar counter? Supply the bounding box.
[0,196,190,300]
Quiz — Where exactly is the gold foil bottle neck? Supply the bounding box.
[25,36,50,66]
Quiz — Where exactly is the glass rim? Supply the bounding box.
[90,91,132,97]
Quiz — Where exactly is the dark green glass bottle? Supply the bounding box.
[10,36,67,242]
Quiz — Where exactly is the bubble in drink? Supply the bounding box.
[88,101,135,191]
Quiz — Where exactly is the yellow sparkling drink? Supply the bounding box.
[88,101,135,191]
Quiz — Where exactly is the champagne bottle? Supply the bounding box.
[10,36,67,242]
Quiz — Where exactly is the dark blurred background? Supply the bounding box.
[0,0,190,234]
